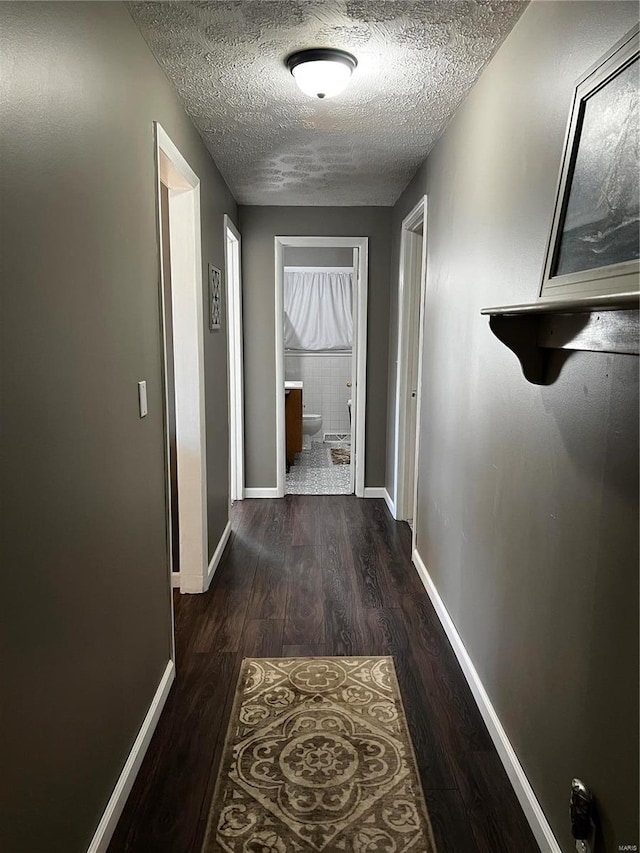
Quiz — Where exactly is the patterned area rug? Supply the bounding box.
[202,657,436,852]
[330,447,351,465]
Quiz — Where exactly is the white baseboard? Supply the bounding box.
[87,659,175,853]
[171,572,180,589]
[363,487,386,499]
[411,548,561,853]
[383,488,396,518]
[364,487,398,518]
[244,487,280,498]
[205,519,232,589]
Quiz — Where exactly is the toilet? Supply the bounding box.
[302,413,322,445]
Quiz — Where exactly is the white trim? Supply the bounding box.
[363,487,387,499]
[352,246,365,497]
[275,240,286,498]
[155,140,178,659]
[86,660,175,853]
[410,213,428,554]
[364,487,398,517]
[394,196,428,530]
[275,236,368,499]
[157,126,199,187]
[171,572,180,589]
[205,519,232,589]
[383,488,396,518]
[155,123,208,596]
[224,215,244,502]
[411,549,562,853]
[244,487,281,498]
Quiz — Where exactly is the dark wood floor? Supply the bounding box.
[108,496,539,853]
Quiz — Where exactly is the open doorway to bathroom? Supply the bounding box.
[274,237,369,498]
[284,254,353,494]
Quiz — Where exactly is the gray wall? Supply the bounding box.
[239,206,392,489]
[386,3,639,850]
[283,246,354,267]
[0,3,236,851]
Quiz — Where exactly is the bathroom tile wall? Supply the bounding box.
[285,353,352,436]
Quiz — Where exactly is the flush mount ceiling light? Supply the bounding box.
[286,48,358,99]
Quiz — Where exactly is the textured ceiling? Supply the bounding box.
[128,1,527,205]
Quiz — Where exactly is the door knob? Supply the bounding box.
[346,381,352,387]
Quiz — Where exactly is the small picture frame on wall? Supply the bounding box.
[539,25,639,301]
[208,264,222,331]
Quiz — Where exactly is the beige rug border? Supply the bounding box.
[202,655,438,853]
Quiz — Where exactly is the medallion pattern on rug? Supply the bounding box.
[203,657,436,852]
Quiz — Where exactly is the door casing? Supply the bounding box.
[274,236,369,498]
[155,123,208,597]
[224,215,244,503]
[393,195,428,538]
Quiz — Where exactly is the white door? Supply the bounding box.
[403,229,423,526]
[225,216,244,502]
[394,196,427,526]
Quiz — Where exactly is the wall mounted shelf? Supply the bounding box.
[481,292,639,384]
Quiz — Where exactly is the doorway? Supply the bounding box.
[224,216,244,503]
[274,237,368,498]
[393,196,427,531]
[155,123,208,596]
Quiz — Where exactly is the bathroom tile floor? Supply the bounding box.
[286,441,352,495]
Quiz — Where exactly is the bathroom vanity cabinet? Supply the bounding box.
[285,388,303,471]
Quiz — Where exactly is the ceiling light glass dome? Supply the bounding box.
[286,48,358,99]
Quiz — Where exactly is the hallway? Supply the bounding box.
[109,497,538,853]
[2,4,638,851]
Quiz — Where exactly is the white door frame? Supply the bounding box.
[393,196,428,529]
[155,123,208,595]
[350,248,359,495]
[224,215,244,502]
[274,236,369,498]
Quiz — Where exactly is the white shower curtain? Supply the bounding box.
[284,269,353,350]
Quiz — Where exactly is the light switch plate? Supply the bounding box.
[138,381,148,418]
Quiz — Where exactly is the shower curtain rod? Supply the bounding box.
[283,266,353,274]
